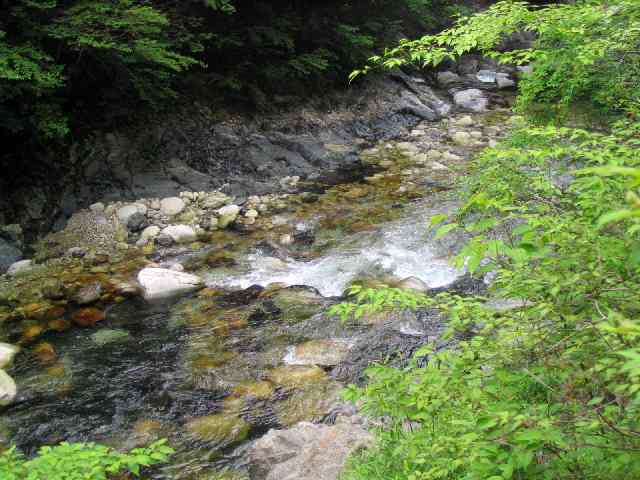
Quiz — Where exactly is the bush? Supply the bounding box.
[0,439,174,480]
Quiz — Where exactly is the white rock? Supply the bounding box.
[245,209,259,219]
[455,115,474,127]
[0,370,16,406]
[426,150,442,160]
[117,204,147,225]
[140,225,161,242]
[161,225,197,244]
[160,197,186,216]
[137,268,204,300]
[217,204,241,228]
[453,89,489,112]
[0,343,19,369]
[452,131,473,146]
[7,260,33,277]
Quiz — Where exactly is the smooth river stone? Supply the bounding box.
[0,343,19,369]
[137,267,203,300]
[0,369,17,406]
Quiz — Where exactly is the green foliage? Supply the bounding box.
[352,0,640,119]
[0,439,174,480]
[338,117,640,479]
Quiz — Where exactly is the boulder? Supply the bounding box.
[218,204,241,228]
[202,192,230,210]
[116,204,147,225]
[137,267,204,300]
[127,211,147,231]
[0,343,19,369]
[283,339,353,367]
[453,89,489,112]
[496,73,516,89]
[140,225,161,242]
[248,420,373,480]
[7,259,33,277]
[437,71,462,86]
[0,238,22,274]
[160,197,186,216]
[161,225,197,244]
[0,370,16,406]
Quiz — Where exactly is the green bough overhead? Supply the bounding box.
[336,1,640,479]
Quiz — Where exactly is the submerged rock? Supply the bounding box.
[137,267,203,300]
[186,414,250,447]
[283,339,352,367]
[248,420,373,480]
[91,328,131,345]
[71,307,106,327]
[0,369,17,406]
[72,282,102,305]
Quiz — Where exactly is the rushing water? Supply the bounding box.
[205,198,461,297]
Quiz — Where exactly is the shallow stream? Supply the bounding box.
[0,111,509,479]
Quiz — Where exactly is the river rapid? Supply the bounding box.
[0,109,513,479]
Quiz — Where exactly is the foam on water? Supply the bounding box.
[205,199,462,297]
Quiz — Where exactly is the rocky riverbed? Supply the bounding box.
[0,60,521,479]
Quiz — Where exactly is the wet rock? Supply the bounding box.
[91,328,131,345]
[137,267,204,300]
[186,414,250,447]
[0,238,22,274]
[7,259,33,277]
[275,380,343,427]
[160,197,186,216]
[231,381,274,400]
[42,279,66,300]
[218,204,241,228]
[268,287,327,323]
[267,365,327,388]
[284,340,353,367]
[113,281,142,298]
[0,370,17,406]
[71,307,106,327]
[454,115,474,127]
[453,89,489,112]
[0,343,19,368]
[248,420,373,480]
[161,225,197,244]
[72,283,102,305]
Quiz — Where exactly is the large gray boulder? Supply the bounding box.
[137,267,203,300]
[248,419,373,480]
[453,89,489,112]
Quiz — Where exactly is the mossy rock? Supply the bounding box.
[91,328,131,346]
[267,365,327,388]
[275,379,343,427]
[185,414,250,447]
[266,287,327,324]
[231,381,274,400]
